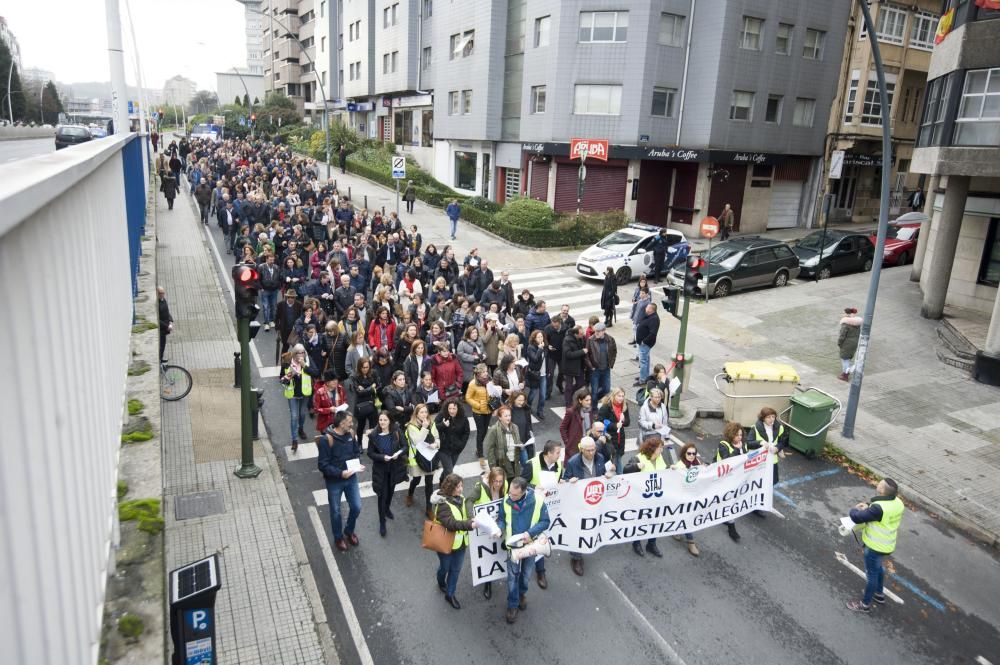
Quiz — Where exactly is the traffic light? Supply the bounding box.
[684,256,706,298]
[250,113,256,124]
[661,286,680,319]
[674,353,686,369]
[232,264,260,321]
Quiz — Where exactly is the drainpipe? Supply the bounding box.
[674,0,696,145]
[415,5,429,94]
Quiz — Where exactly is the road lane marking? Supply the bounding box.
[774,468,841,488]
[834,552,904,605]
[601,572,688,665]
[976,656,994,665]
[773,489,796,506]
[307,506,376,665]
[890,573,945,612]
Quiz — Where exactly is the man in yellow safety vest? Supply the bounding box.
[846,478,905,613]
[520,440,564,590]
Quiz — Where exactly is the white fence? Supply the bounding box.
[0,134,147,664]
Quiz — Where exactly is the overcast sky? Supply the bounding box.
[3,0,245,90]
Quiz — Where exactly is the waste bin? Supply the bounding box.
[714,361,800,427]
[783,388,842,458]
[169,554,222,665]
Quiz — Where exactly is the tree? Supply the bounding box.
[264,91,296,110]
[243,93,251,108]
[188,90,219,115]
[37,81,64,124]
[234,95,242,107]
[0,40,26,122]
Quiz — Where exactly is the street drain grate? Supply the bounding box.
[174,491,226,520]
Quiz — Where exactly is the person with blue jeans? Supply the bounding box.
[587,322,616,405]
[281,344,319,452]
[430,473,477,609]
[317,411,365,552]
[525,330,548,419]
[446,199,461,240]
[633,303,659,386]
[846,478,905,612]
[495,477,551,624]
[258,254,281,330]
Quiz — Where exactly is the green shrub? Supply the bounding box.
[127,399,144,416]
[117,613,145,639]
[496,197,555,230]
[119,498,163,534]
[556,209,629,239]
[117,480,129,500]
[466,196,502,213]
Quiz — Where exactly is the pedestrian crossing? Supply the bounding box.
[505,268,634,320]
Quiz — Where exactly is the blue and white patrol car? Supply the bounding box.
[575,223,689,284]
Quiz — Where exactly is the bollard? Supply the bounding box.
[381,206,385,216]
[333,179,337,190]
[364,195,368,210]
[233,352,241,388]
[348,186,352,201]
[250,388,263,440]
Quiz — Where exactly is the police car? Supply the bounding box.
[576,223,689,284]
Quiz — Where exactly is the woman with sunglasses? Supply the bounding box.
[671,442,704,557]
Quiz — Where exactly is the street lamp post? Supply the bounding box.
[246,5,330,179]
[231,67,254,139]
[6,59,13,123]
[841,0,894,438]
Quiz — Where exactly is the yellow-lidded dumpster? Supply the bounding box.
[715,361,800,427]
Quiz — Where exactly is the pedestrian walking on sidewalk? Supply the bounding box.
[846,477,904,613]
[318,411,365,552]
[159,172,178,210]
[837,307,862,381]
[446,199,461,240]
[157,286,173,362]
[431,473,477,610]
[634,303,660,385]
[719,203,735,240]
[339,144,347,174]
[403,180,416,214]
[600,267,618,327]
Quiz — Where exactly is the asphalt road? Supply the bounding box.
[188,189,1000,665]
[0,137,54,163]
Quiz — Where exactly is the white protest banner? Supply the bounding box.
[543,450,773,553]
[469,500,506,586]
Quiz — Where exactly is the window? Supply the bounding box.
[876,4,907,45]
[423,0,432,18]
[348,22,354,41]
[861,77,897,125]
[954,68,1000,146]
[573,84,623,115]
[530,85,546,113]
[909,11,936,50]
[339,33,343,50]
[980,219,1000,287]
[338,69,343,86]
[450,30,475,59]
[803,29,825,59]
[392,3,398,25]
[740,16,764,50]
[844,70,860,124]
[651,86,677,117]
[775,23,793,54]
[394,110,413,145]
[421,110,433,147]
[461,89,472,114]
[320,1,325,18]
[918,73,953,146]
[384,6,390,28]
[348,63,354,80]
[535,15,551,47]
[448,91,459,115]
[729,90,754,121]
[321,36,326,52]
[765,95,783,123]
[300,10,314,24]
[301,36,315,48]
[383,53,390,74]
[455,151,477,191]
[579,11,628,43]
[422,46,432,69]
[391,51,398,73]
[792,98,816,126]
[659,13,685,47]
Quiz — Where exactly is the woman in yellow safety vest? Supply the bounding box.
[281,343,320,452]
[716,421,746,542]
[632,436,669,559]
[430,473,476,610]
[671,442,705,557]
[472,467,507,600]
[405,403,440,518]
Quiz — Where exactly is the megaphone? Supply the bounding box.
[510,534,552,562]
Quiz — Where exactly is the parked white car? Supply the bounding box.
[575,223,689,283]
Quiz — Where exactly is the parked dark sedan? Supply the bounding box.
[793,230,875,279]
[54,125,93,150]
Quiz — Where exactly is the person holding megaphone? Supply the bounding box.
[495,477,551,625]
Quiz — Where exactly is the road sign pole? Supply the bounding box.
[669,293,691,419]
[234,317,262,479]
[705,234,712,303]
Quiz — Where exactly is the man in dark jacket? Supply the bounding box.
[217,198,237,247]
[648,228,670,282]
[494,477,551,624]
[561,326,588,408]
[563,437,611,576]
[258,253,282,330]
[159,173,179,210]
[317,411,364,551]
[472,260,495,300]
[332,274,357,319]
[586,322,617,405]
[277,289,303,355]
[497,271,516,315]
[525,301,552,336]
[194,178,213,224]
[479,280,506,312]
[157,286,173,362]
[307,272,336,317]
[634,303,659,385]
[543,317,565,398]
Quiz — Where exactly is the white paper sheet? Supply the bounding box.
[515,358,529,367]
[334,402,349,412]
[425,390,440,404]
[669,376,681,396]
[475,511,501,538]
[416,439,439,462]
[346,458,363,472]
[486,381,504,398]
[538,470,559,490]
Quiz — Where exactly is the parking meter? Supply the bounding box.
[169,554,222,665]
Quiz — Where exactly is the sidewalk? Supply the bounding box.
[612,266,1000,546]
[157,183,334,663]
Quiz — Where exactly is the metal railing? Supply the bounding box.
[0,133,148,663]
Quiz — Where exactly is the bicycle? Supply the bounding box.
[160,362,193,401]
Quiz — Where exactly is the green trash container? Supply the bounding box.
[785,388,841,459]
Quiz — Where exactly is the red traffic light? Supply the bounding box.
[250,114,256,121]
[688,256,706,270]
[675,353,685,363]
[234,265,258,283]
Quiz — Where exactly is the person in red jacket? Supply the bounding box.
[431,343,464,401]
[314,371,348,434]
[367,306,397,352]
[559,388,592,460]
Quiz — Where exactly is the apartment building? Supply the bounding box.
[823,0,941,224]
[908,0,999,380]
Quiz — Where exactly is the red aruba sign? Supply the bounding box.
[570,138,609,162]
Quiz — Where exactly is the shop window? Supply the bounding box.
[455,151,477,191]
[421,111,433,147]
[980,219,1000,287]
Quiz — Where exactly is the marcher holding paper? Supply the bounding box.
[631,437,669,559]
[520,440,564,590]
[846,477,905,613]
[485,404,523,481]
[430,474,477,610]
[597,387,630,473]
[638,388,671,457]
[507,391,535,464]
[415,371,441,414]
[563,437,613,576]
[383,370,414,427]
[313,371,347,434]
[405,404,440,518]
[317,411,365,552]
[435,398,470,476]
[495,477,551,624]
[465,363,493,471]
[473,467,508,600]
[366,411,406,537]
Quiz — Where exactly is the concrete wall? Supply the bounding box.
[0,126,55,140]
[740,170,774,235]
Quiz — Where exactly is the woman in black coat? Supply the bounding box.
[600,266,618,327]
[435,398,470,476]
[365,411,407,536]
[382,370,414,427]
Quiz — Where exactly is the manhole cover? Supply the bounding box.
[174,491,226,520]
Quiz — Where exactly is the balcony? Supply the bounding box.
[277,61,302,82]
